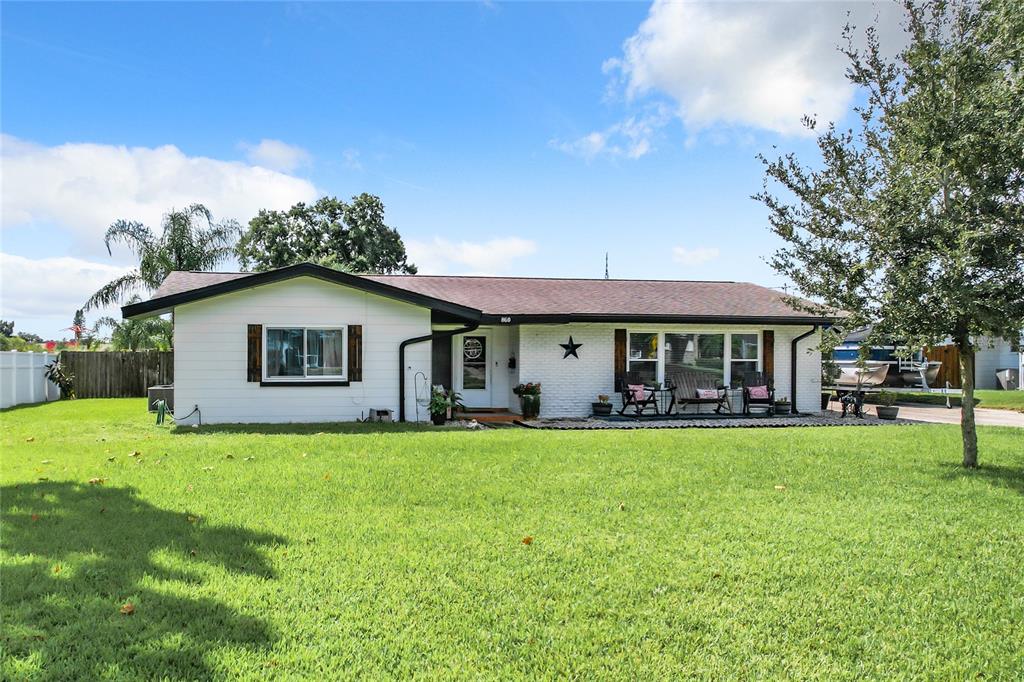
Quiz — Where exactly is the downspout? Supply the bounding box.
[790,325,819,414]
[399,322,479,422]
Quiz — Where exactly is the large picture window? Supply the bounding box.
[626,330,760,388]
[266,327,347,380]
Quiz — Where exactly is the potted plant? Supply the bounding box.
[513,382,542,419]
[774,397,790,414]
[428,387,462,426]
[821,357,840,409]
[875,391,900,420]
[592,394,612,416]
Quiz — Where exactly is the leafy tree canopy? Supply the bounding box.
[755,0,1024,467]
[235,194,418,274]
[0,320,13,337]
[95,297,173,351]
[84,204,239,311]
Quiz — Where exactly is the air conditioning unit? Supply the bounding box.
[148,385,174,412]
[366,408,393,423]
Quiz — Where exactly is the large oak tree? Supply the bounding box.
[756,0,1023,467]
[235,194,418,274]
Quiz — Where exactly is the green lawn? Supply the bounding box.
[975,389,1024,412]
[2,400,1023,679]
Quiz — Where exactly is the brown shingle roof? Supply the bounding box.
[364,275,819,319]
[142,267,826,322]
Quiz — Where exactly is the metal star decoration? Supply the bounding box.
[559,336,583,359]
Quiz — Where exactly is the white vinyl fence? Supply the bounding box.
[0,351,61,409]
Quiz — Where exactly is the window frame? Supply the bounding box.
[626,329,762,388]
[262,324,348,383]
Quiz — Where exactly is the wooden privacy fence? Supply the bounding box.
[59,351,173,398]
[925,344,961,388]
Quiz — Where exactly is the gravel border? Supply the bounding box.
[517,415,915,430]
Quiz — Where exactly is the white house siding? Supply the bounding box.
[974,336,1022,389]
[515,323,823,418]
[173,276,432,424]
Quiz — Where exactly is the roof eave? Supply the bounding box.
[121,263,483,322]
[476,313,838,325]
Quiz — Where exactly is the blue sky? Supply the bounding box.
[1,1,901,338]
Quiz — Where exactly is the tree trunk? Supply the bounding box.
[957,340,978,468]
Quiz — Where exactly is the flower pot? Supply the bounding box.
[876,405,899,420]
[431,413,447,426]
[592,402,612,416]
[520,394,541,419]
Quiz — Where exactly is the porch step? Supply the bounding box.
[453,410,520,424]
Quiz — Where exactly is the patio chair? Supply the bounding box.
[668,369,730,414]
[616,371,659,416]
[739,371,775,415]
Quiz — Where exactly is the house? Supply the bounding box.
[122,263,833,424]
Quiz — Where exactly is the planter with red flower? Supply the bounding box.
[513,382,542,419]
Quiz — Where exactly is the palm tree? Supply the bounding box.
[83,204,238,311]
[95,297,174,351]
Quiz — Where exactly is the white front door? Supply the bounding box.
[455,333,492,408]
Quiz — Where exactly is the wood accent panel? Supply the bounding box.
[58,351,174,398]
[247,324,262,382]
[762,330,775,386]
[614,328,627,391]
[348,325,363,382]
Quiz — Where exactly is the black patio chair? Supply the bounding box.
[617,371,659,416]
[739,371,775,415]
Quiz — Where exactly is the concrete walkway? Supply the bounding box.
[829,404,1024,427]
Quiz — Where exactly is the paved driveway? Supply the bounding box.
[829,404,1024,427]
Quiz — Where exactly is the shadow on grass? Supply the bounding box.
[1,481,284,678]
[170,421,458,436]
[937,462,1024,496]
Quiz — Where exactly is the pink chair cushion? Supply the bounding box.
[748,385,770,399]
[627,384,647,402]
[696,388,719,399]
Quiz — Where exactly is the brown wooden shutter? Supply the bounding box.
[348,325,362,382]
[247,324,262,382]
[762,330,775,386]
[614,328,627,391]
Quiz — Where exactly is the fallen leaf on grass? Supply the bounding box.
[202,467,213,472]
[225,454,234,460]
[186,514,200,524]
[619,501,626,511]
[88,478,105,485]
[522,536,533,545]
[107,456,116,462]
[244,456,255,461]
[775,485,787,491]
[31,514,40,522]
[189,549,197,557]
[323,473,332,481]
[119,602,135,616]
[41,459,52,464]
[25,437,35,442]
[53,564,61,574]
[37,477,49,482]
[130,451,141,458]
[99,507,106,514]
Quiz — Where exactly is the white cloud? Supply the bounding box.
[405,237,537,275]
[672,246,719,266]
[1,135,318,256]
[240,138,311,173]
[605,0,906,137]
[0,253,132,338]
[551,106,671,160]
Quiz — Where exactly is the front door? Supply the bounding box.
[456,333,492,408]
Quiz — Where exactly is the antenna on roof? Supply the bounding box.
[604,252,609,280]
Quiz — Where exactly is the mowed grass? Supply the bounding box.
[2,400,1023,680]
[975,389,1024,413]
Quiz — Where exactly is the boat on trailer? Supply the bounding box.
[835,361,890,387]
[832,327,943,389]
